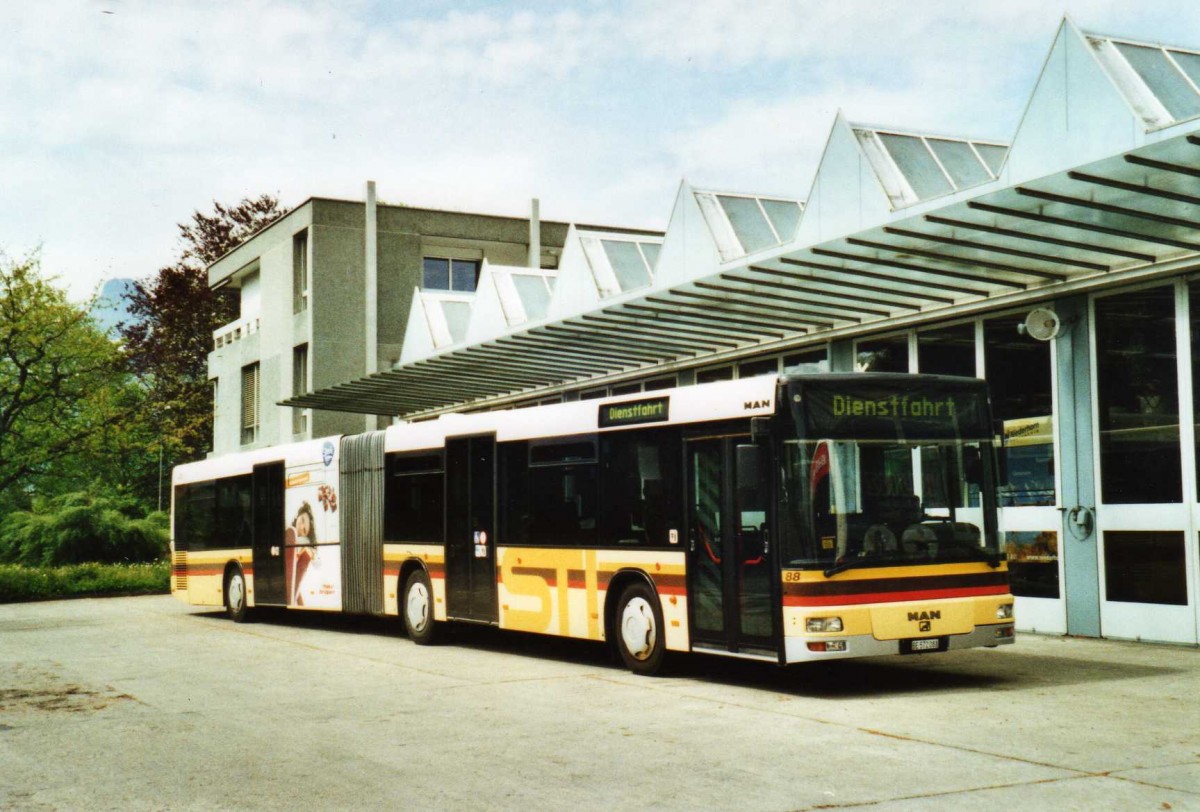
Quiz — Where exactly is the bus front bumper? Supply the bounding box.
[784,623,1015,664]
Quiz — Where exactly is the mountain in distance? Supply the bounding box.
[90,277,138,336]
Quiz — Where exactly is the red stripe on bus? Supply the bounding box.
[782,584,1010,607]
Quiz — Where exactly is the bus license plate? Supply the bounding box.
[910,638,940,652]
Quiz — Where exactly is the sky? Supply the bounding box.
[6,0,1200,300]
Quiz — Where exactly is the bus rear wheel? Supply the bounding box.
[403,569,438,645]
[224,567,250,623]
[615,582,666,675]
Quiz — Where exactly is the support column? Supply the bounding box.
[365,180,379,431]
[1053,295,1101,637]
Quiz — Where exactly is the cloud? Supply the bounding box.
[5,0,1200,300]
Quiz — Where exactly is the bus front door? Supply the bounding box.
[251,462,286,605]
[686,436,776,656]
[445,435,498,623]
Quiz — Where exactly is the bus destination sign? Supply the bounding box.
[599,396,670,428]
[798,380,989,440]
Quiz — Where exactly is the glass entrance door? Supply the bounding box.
[686,436,775,654]
[1092,284,1196,644]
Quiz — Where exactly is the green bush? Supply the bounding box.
[0,561,170,603]
[0,492,168,566]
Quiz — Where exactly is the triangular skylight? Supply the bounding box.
[579,232,662,298]
[852,126,1007,208]
[693,190,803,262]
[1086,32,1200,129]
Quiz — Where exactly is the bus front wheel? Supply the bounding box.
[615,582,666,675]
[224,567,250,623]
[403,569,438,645]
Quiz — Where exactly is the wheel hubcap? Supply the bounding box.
[406,581,430,633]
[621,597,656,661]
[228,574,244,612]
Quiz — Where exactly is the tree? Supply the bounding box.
[120,195,283,467]
[0,256,131,504]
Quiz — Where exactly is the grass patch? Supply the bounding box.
[0,561,170,603]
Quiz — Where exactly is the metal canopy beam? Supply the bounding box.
[494,335,645,366]
[665,289,839,327]
[575,314,742,349]
[846,236,1065,282]
[758,261,945,305]
[968,201,1200,252]
[814,246,1023,290]
[1067,170,1200,208]
[1016,186,1200,230]
[618,303,788,337]
[923,214,1155,262]
[1125,152,1200,179]
[591,309,770,342]
[539,324,690,358]
[455,345,606,377]
[732,268,918,311]
[558,319,726,353]
[695,279,891,318]
[881,226,1104,272]
[635,299,799,333]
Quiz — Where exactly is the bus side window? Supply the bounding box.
[384,453,445,543]
[499,442,530,546]
[529,437,598,546]
[600,429,682,548]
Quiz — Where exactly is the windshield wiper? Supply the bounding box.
[823,557,879,578]
[947,545,1003,568]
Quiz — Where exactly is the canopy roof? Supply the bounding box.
[286,19,1200,419]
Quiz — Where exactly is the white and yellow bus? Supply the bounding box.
[171,372,1014,674]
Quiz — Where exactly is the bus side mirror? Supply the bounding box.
[736,444,763,491]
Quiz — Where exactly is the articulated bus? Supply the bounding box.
[171,373,1014,674]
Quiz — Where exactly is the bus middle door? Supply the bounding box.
[685,435,776,656]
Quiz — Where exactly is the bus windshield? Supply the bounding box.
[780,375,1000,570]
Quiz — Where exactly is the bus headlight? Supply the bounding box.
[806,617,843,633]
[996,603,1014,620]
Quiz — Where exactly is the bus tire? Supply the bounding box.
[615,582,666,675]
[403,569,437,645]
[224,566,250,623]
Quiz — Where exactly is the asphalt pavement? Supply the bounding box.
[1,595,1197,810]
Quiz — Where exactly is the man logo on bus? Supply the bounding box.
[908,610,940,622]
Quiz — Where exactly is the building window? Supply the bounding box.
[643,375,676,391]
[1104,531,1187,605]
[696,366,734,384]
[1095,286,1181,504]
[917,323,976,377]
[293,230,308,314]
[783,347,828,373]
[984,314,1054,508]
[856,334,909,372]
[292,344,309,436]
[423,257,481,292]
[737,357,779,378]
[241,362,259,446]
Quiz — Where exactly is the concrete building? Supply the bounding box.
[206,189,659,456]
[271,20,1200,646]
